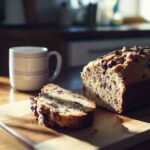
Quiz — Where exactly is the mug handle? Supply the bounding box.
[48,51,62,82]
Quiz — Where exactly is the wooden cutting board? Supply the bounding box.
[0,100,150,150]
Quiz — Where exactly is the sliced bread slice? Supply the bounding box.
[30,84,96,128]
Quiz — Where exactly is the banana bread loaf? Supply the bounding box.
[81,46,150,114]
[30,84,96,128]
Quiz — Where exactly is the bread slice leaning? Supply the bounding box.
[30,84,96,128]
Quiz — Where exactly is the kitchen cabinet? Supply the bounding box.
[67,37,150,67]
[0,27,65,76]
[1,23,150,76]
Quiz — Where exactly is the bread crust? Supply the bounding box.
[82,46,150,86]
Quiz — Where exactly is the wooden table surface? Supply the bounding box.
[0,76,37,150]
[0,76,150,150]
[0,77,37,103]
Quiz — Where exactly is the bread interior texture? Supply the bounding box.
[81,62,125,113]
[39,94,93,116]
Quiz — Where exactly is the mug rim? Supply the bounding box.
[9,46,48,55]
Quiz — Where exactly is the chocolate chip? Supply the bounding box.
[89,84,92,87]
[57,90,63,93]
[103,83,106,89]
[115,50,121,55]
[108,85,112,90]
[106,76,109,79]
[83,85,86,95]
[31,103,37,112]
[112,80,116,85]
[73,102,83,108]
[51,103,59,108]
[120,57,125,64]
[137,49,145,55]
[57,101,64,105]
[107,60,116,68]
[100,82,106,89]
[102,62,107,70]
[87,68,90,72]
[101,59,104,63]
[114,99,118,105]
[43,114,49,124]
[96,94,99,98]
[102,71,106,75]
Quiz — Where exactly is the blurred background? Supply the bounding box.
[1,0,150,77]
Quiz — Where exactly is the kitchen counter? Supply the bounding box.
[0,69,150,149]
[1,23,150,40]
[54,66,83,91]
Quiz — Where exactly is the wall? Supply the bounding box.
[36,0,68,24]
[36,0,141,24]
[119,0,139,17]
[139,0,150,21]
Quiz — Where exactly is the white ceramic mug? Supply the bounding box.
[9,46,62,91]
